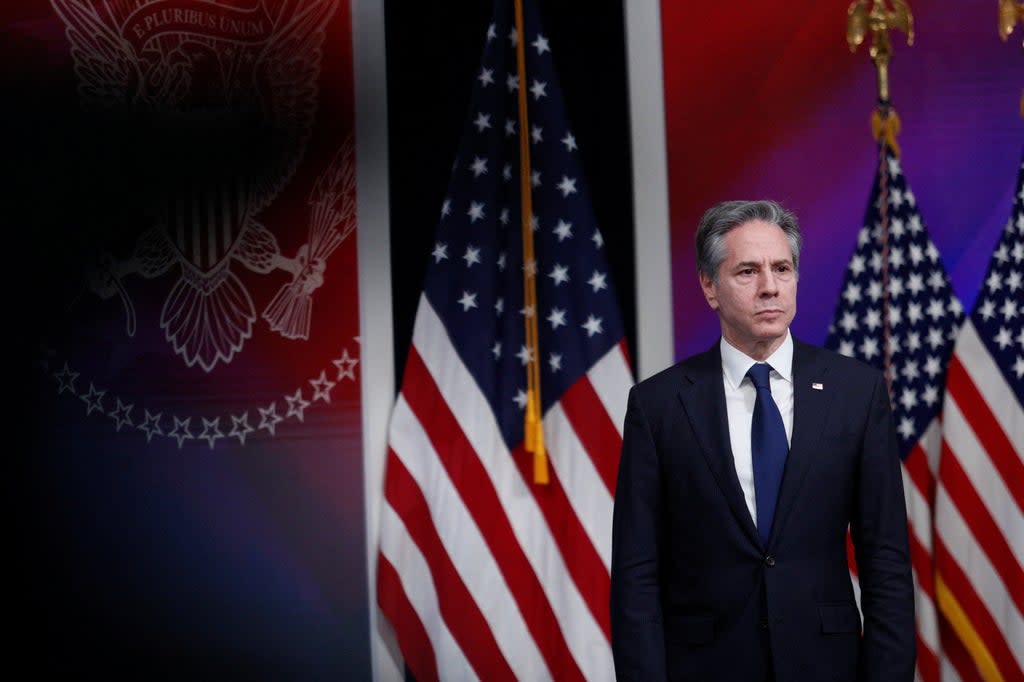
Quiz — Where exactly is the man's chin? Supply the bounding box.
[754,322,789,338]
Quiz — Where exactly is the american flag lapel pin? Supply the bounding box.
[812,382,824,390]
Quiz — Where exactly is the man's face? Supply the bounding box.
[700,219,798,359]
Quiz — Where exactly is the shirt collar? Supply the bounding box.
[720,330,794,390]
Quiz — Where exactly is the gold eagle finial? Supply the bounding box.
[846,1,914,104]
[847,1,915,153]
[997,0,1024,116]
[999,0,1024,45]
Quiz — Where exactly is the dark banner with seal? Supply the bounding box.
[6,1,368,678]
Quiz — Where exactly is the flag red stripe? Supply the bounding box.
[946,356,1024,511]
[938,445,1024,616]
[908,522,939,682]
[377,553,441,682]
[934,537,1023,681]
[903,444,935,507]
[384,453,517,681]
[846,530,857,576]
[618,338,633,369]
[402,347,586,682]
[939,612,984,682]
[915,628,940,682]
[510,442,612,640]
[558,375,621,495]
[907,529,935,601]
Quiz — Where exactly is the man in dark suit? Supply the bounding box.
[610,200,915,682]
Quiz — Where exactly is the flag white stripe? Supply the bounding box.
[379,502,478,681]
[935,482,1024,672]
[901,462,939,658]
[389,396,551,680]
[903,418,942,676]
[586,343,632,437]
[902,461,933,553]
[918,418,943,482]
[413,296,615,681]
[912,566,940,657]
[943,395,1024,561]
[545,403,614,569]
[938,658,962,682]
[955,321,1024,452]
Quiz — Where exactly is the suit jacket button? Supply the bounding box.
[764,555,776,567]
[760,618,769,629]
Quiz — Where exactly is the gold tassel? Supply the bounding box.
[871,108,902,157]
[526,392,549,484]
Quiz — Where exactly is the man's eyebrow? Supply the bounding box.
[732,258,793,269]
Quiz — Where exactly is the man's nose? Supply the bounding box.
[758,270,779,295]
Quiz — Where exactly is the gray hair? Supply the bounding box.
[695,199,802,282]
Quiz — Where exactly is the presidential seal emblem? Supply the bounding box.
[42,0,361,449]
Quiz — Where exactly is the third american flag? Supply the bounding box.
[934,153,1024,681]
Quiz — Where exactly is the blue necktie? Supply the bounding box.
[747,363,788,545]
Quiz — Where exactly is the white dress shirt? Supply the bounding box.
[720,331,795,526]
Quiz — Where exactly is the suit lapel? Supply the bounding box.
[677,344,761,547]
[768,340,833,547]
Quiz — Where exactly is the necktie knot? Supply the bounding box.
[747,363,773,390]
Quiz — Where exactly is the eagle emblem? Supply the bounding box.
[53,0,350,372]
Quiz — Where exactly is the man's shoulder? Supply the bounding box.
[633,343,719,396]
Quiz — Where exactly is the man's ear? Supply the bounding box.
[699,271,718,310]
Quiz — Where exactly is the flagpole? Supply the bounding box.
[513,0,549,484]
[846,0,914,399]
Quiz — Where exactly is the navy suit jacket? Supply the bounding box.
[610,338,915,682]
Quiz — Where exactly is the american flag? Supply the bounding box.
[934,154,1024,682]
[824,143,964,682]
[375,0,631,679]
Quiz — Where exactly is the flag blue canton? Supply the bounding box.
[825,146,964,457]
[421,0,625,449]
[969,156,1024,404]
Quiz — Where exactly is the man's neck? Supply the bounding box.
[722,333,789,362]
